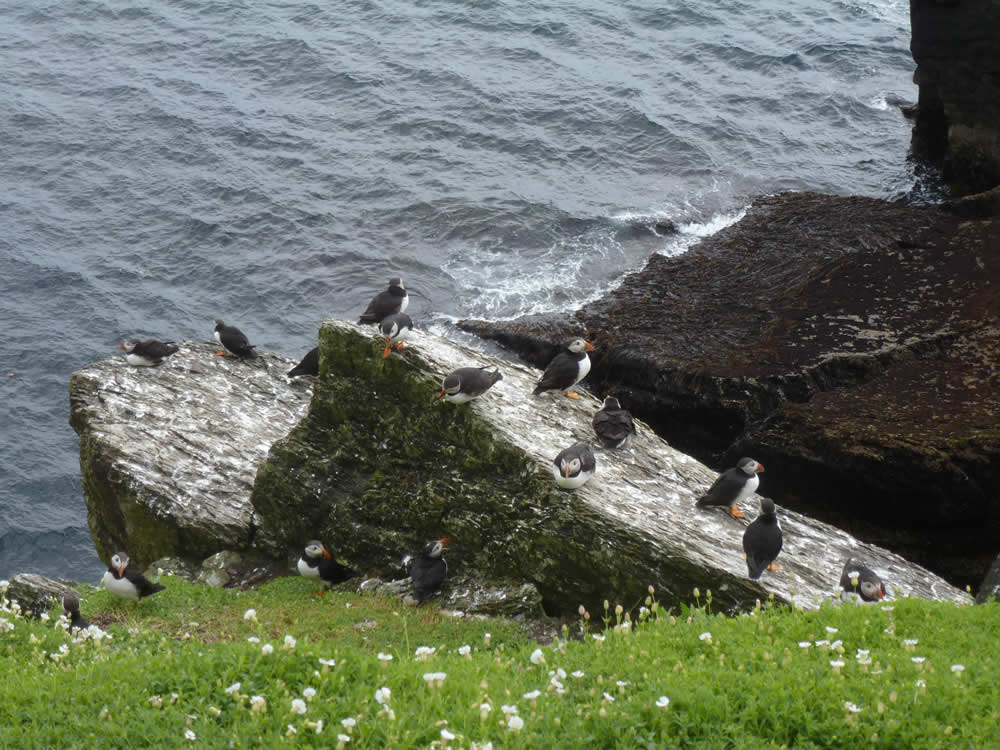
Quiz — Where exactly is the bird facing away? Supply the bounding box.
[411,538,449,603]
[552,441,597,489]
[287,346,319,378]
[742,498,783,580]
[359,277,409,324]
[101,552,166,605]
[213,320,256,357]
[120,339,180,367]
[439,367,503,403]
[592,396,637,449]
[839,558,886,601]
[62,590,90,631]
[379,312,413,358]
[695,457,765,519]
[296,540,357,593]
[533,338,594,399]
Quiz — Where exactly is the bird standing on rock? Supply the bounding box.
[120,339,180,367]
[839,558,886,601]
[359,277,408,324]
[62,591,90,631]
[297,540,356,593]
[411,538,449,603]
[742,498,783,579]
[552,441,597,489]
[533,338,594,399]
[213,320,256,357]
[439,367,503,403]
[592,396,636,449]
[101,552,165,606]
[379,312,413,358]
[695,457,764,519]
[288,347,319,378]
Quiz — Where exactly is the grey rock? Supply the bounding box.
[5,574,76,617]
[69,341,313,569]
[976,552,1000,604]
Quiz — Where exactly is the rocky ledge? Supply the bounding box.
[459,191,999,590]
[69,318,969,615]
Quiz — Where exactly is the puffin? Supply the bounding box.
[591,396,637,449]
[695,457,765,519]
[439,367,503,403]
[839,558,887,601]
[62,590,90,631]
[101,552,165,605]
[411,538,449,603]
[533,339,595,399]
[379,312,413,358]
[359,277,408,324]
[120,339,180,367]
[742,498,783,579]
[552,441,596,489]
[296,540,357,593]
[287,347,319,378]
[213,320,256,357]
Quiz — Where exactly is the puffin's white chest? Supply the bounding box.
[574,354,591,385]
[214,330,223,344]
[103,571,139,601]
[736,473,759,504]
[125,353,156,367]
[444,391,476,404]
[398,295,409,314]
[297,558,320,578]
[389,326,411,345]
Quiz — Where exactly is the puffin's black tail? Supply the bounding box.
[746,557,767,580]
[694,495,710,507]
[490,370,503,386]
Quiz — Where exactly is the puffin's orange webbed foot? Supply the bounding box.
[564,391,582,400]
[767,562,780,571]
[729,505,746,519]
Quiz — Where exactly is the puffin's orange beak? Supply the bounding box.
[756,463,765,473]
[438,390,445,399]
[584,341,595,352]
[118,563,126,576]
[563,465,571,478]
[322,545,332,560]
[119,343,126,350]
[439,537,451,551]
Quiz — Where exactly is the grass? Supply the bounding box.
[1,577,997,749]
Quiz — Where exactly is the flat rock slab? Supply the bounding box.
[69,342,313,567]
[253,319,969,612]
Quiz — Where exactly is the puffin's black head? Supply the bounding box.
[602,396,622,410]
[566,338,595,354]
[120,340,138,354]
[440,372,462,398]
[109,552,129,576]
[388,277,405,290]
[62,590,82,615]
[758,498,776,517]
[303,540,332,562]
[558,454,583,478]
[423,538,450,559]
[213,319,226,332]
[736,457,765,476]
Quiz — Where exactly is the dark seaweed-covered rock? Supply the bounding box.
[459,192,1000,590]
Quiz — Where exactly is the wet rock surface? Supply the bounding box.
[251,318,969,615]
[459,192,999,590]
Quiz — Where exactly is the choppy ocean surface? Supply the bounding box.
[0,0,929,581]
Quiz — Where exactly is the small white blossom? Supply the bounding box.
[337,734,351,744]
[286,725,297,737]
[699,632,712,643]
[341,717,356,730]
[303,687,317,700]
[318,657,336,667]
[591,634,605,643]
[185,729,196,741]
[571,670,585,678]
[415,646,436,660]
[441,728,456,741]
[247,636,260,643]
[224,682,241,695]
[616,680,629,688]
[261,644,273,655]
[243,609,257,621]
[523,690,541,700]
[507,715,524,732]
[500,704,518,716]
[283,635,297,650]
[378,652,393,662]
[375,687,391,705]
[149,695,163,709]
[291,698,307,715]
[458,645,471,656]
[656,696,670,708]
[250,695,267,713]
[844,701,862,713]
[798,641,811,649]
[815,639,830,648]
[825,626,838,634]
[603,692,616,703]
[483,632,492,645]
[951,664,965,675]
[912,656,926,664]
[529,648,545,665]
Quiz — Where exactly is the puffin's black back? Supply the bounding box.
[742,501,782,579]
[288,347,319,377]
[123,565,166,599]
[317,557,357,585]
[411,544,447,602]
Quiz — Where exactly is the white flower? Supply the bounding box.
[903,639,919,649]
[318,657,336,667]
[844,701,862,713]
[616,680,629,688]
[286,725,297,737]
[283,635,297,650]
[423,672,447,687]
[830,660,845,668]
[530,648,545,665]
[377,652,393,662]
[483,632,491,645]
[415,646,436,660]
[224,682,241,695]
[848,570,860,583]
[916,679,926,689]
[247,636,260,643]
[912,657,926,664]
[698,632,712,643]
[337,734,351,744]
[261,644,273,655]
[591,634,605,643]
[507,715,524,732]
[243,609,257,621]
[250,695,267,713]
[291,699,307,715]
[951,664,965,675]
[656,696,670,708]
[798,641,811,649]
[831,640,843,651]
[441,729,456,741]
[40,612,50,622]
[310,719,324,734]
[881,605,895,613]
[523,690,541,700]
[554,667,567,679]
[149,695,163,709]
[500,704,518,716]
[603,692,616,703]
[825,626,838,634]
[856,649,870,659]
[185,729,196,741]
[571,670,585,679]
[375,687,391,705]
[458,645,471,656]
[341,717,356,730]
[303,687,316,700]
[814,639,830,648]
